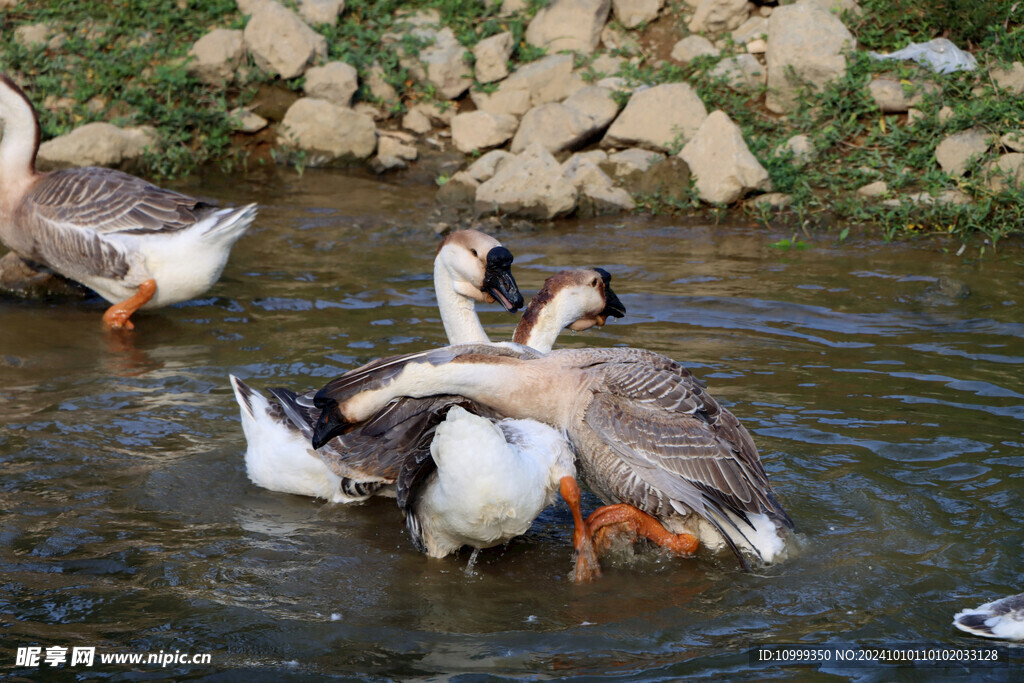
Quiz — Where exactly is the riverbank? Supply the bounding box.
[3,0,1023,252]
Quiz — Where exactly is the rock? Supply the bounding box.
[765,3,855,114]
[187,28,245,85]
[600,22,642,55]
[678,110,770,204]
[304,61,359,107]
[37,123,159,172]
[353,103,386,121]
[411,102,458,127]
[612,0,664,28]
[602,83,708,152]
[746,192,792,209]
[248,83,300,122]
[402,108,433,134]
[500,0,529,16]
[465,150,516,182]
[906,108,925,124]
[474,31,514,84]
[229,107,269,133]
[415,26,473,99]
[563,155,635,216]
[277,98,377,165]
[798,0,862,15]
[451,111,519,153]
[512,86,619,154]
[619,157,691,202]
[773,134,815,167]
[747,38,767,54]
[244,1,327,79]
[298,0,345,26]
[476,143,578,220]
[984,153,1024,191]
[370,135,419,174]
[366,63,400,107]
[868,78,936,113]
[526,0,611,55]
[436,171,480,208]
[670,35,720,63]
[0,252,91,300]
[935,129,990,177]
[471,54,584,117]
[731,15,768,45]
[991,62,1024,96]
[710,54,766,91]
[14,23,52,48]
[856,180,888,197]
[589,53,627,77]
[688,0,749,34]
[938,105,954,123]
[883,190,972,207]
[1001,131,1024,152]
[600,147,665,180]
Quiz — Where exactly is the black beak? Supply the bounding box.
[595,267,626,318]
[311,401,349,449]
[482,246,524,312]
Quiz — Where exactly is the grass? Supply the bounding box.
[1,0,1021,244]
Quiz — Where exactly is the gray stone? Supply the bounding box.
[451,111,519,153]
[471,54,584,117]
[417,27,473,100]
[601,147,665,179]
[856,180,888,197]
[991,62,1024,96]
[679,110,770,204]
[37,123,159,172]
[402,108,433,134]
[710,54,766,91]
[773,134,815,167]
[984,153,1024,191]
[670,35,720,63]
[298,0,345,26]
[526,0,611,55]
[563,156,635,216]
[188,29,245,85]
[612,0,664,28]
[746,192,792,209]
[230,107,269,133]
[731,16,768,45]
[304,61,359,107]
[619,157,691,202]
[476,143,578,219]
[278,98,377,165]
[765,3,855,114]
[371,135,419,173]
[689,0,750,34]
[510,103,592,154]
[366,63,400,107]
[465,150,516,182]
[14,23,53,48]
[602,83,708,152]
[935,129,991,177]
[474,31,514,84]
[436,171,480,208]
[0,252,90,300]
[244,1,327,79]
[1001,131,1024,153]
[868,78,937,113]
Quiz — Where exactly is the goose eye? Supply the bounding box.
[591,278,599,287]
[470,249,478,257]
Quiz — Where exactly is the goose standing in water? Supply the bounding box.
[312,342,793,580]
[231,229,524,502]
[0,74,256,329]
[953,592,1024,640]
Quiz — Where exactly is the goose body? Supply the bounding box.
[0,74,256,328]
[230,229,525,501]
[953,593,1024,641]
[312,343,793,569]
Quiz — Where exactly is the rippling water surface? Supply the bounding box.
[2,169,1022,681]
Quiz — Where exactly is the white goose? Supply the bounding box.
[0,73,256,329]
[230,229,525,502]
[312,342,793,580]
[954,592,1024,640]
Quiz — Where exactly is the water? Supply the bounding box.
[1,168,1022,681]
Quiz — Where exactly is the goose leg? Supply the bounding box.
[586,504,698,557]
[559,476,602,583]
[102,279,156,330]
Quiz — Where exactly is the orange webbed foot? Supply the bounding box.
[559,476,602,583]
[586,504,698,558]
[102,279,156,330]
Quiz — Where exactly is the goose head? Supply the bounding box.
[513,268,625,350]
[0,74,42,201]
[435,229,524,312]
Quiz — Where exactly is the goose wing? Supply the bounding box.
[19,167,214,278]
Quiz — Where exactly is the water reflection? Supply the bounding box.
[1,168,1022,678]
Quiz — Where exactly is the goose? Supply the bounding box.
[230,228,525,502]
[0,73,256,329]
[953,592,1024,640]
[311,342,794,581]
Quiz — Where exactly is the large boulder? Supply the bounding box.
[678,110,770,204]
[244,1,327,79]
[37,123,159,172]
[187,28,244,85]
[525,0,611,55]
[602,83,707,152]
[476,143,578,220]
[511,86,619,154]
[451,111,519,153]
[765,3,855,113]
[277,98,377,165]
[471,54,585,117]
[304,61,359,107]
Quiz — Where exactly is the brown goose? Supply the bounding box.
[311,343,793,580]
[0,73,256,329]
